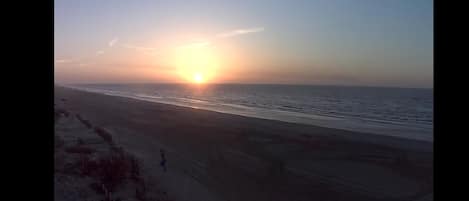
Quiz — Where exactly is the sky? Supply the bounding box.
[55,0,433,88]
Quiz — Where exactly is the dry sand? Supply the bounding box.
[55,86,433,201]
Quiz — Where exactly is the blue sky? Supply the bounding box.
[55,0,433,88]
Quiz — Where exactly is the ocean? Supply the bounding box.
[66,84,433,142]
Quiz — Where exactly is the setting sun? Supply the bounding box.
[193,73,204,83]
[171,44,220,84]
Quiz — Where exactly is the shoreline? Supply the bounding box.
[64,84,433,144]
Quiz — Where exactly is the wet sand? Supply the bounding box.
[55,86,433,201]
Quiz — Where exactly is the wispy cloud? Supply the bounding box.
[122,44,157,51]
[109,37,119,47]
[55,59,73,63]
[55,59,92,67]
[96,50,105,55]
[121,44,159,55]
[216,27,265,38]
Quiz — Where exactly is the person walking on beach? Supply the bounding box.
[160,149,167,172]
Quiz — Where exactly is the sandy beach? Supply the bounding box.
[54,86,433,201]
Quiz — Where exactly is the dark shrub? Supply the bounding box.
[76,114,93,128]
[96,152,131,192]
[94,127,113,144]
[65,146,96,154]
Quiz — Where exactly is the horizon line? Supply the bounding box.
[54,82,433,90]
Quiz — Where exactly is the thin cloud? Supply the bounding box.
[55,59,73,63]
[78,63,90,67]
[109,37,119,47]
[121,44,159,55]
[122,44,157,51]
[96,50,105,55]
[55,59,92,67]
[216,27,265,38]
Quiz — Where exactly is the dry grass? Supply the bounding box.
[78,147,143,194]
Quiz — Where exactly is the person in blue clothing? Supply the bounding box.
[160,149,167,172]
